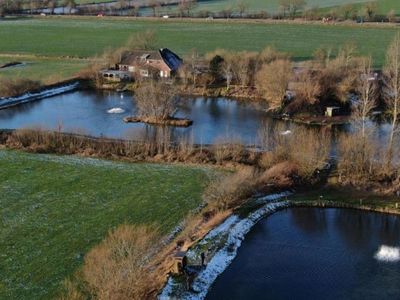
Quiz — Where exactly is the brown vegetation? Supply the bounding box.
[84,225,160,300]
[123,116,193,127]
[255,59,291,110]
[0,78,41,98]
[383,33,400,167]
[134,80,179,121]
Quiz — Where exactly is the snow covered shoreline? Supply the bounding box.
[0,81,79,110]
[158,192,291,300]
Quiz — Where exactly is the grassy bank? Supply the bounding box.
[0,149,213,299]
[0,17,399,67]
[0,55,87,84]
[289,186,400,212]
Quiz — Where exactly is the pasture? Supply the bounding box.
[0,56,87,83]
[0,150,213,299]
[0,17,399,67]
[188,0,373,14]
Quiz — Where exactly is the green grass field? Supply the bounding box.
[0,150,213,299]
[0,56,87,83]
[185,0,373,14]
[1,17,400,67]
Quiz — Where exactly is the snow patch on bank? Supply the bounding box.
[0,81,79,109]
[375,245,400,263]
[159,192,291,300]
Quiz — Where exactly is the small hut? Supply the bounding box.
[171,251,187,275]
[325,106,340,117]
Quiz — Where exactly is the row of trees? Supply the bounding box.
[0,0,76,15]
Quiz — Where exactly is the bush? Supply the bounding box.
[80,225,161,300]
[204,166,258,210]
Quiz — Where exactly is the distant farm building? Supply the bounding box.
[101,48,183,82]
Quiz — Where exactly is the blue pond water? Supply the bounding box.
[206,208,400,300]
[0,90,281,145]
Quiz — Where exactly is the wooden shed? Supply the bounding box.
[171,251,187,275]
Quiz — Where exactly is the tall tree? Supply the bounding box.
[236,0,249,17]
[256,59,292,110]
[354,56,377,138]
[383,34,400,168]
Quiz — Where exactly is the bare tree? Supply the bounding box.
[278,0,306,18]
[290,0,306,18]
[117,0,128,12]
[231,51,257,87]
[0,0,5,17]
[362,2,377,21]
[383,34,400,167]
[256,59,292,110]
[135,80,179,120]
[236,0,249,17]
[148,0,160,17]
[221,55,234,89]
[353,56,377,138]
[387,9,396,23]
[178,0,197,17]
[48,0,56,14]
[62,0,76,14]
[278,0,290,17]
[293,70,321,107]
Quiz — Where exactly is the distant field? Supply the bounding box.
[317,0,400,15]
[0,150,212,299]
[1,17,399,67]
[186,0,373,14]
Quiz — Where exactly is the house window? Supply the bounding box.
[160,71,164,77]
[140,69,149,77]
[128,66,135,72]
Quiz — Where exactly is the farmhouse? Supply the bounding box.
[117,48,183,79]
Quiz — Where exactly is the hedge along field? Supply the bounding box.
[0,17,399,67]
[0,150,213,299]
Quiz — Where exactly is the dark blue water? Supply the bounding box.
[0,90,288,145]
[207,208,400,300]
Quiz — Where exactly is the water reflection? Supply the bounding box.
[0,90,287,145]
[289,207,327,234]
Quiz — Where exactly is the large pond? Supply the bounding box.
[207,208,400,300]
[0,90,294,145]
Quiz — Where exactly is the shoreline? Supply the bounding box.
[159,193,400,299]
[0,80,80,110]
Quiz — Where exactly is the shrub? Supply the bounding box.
[204,166,258,210]
[81,225,161,300]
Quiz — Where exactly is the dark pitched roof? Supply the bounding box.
[159,48,183,71]
[119,48,183,71]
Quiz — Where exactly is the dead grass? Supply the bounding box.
[0,78,41,98]
[204,166,259,211]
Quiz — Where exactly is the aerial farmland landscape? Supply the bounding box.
[0,0,400,299]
